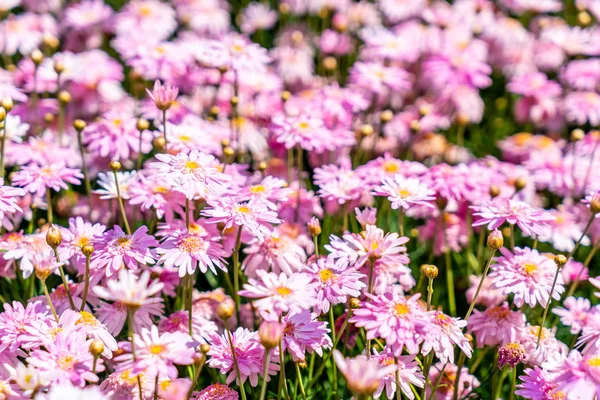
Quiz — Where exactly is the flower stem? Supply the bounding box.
[452,351,467,400]
[127,308,144,400]
[328,307,338,394]
[277,338,289,400]
[567,239,599,297]
[0,112,7,179]
[76,127,93,220]
[80,253,91,311]
[162,109,168,151]
[232,225,243,322]
[442,215,456,316]
[464,249,497,321]
[398,208,404,237]
[419,353,434,400]
[426,277,434,311]
[566,213,595,261]
[41,279,58,322]
[259,349,271,400]
[46,188,53,225]
[537,266,562,347]
[509,224,515,251]
[54,248,76,310]
[509,367,517,400]
[295,362,307,400]
[112,170,131,235]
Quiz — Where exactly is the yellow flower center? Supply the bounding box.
[149,344,165,355]
[371,241,379,251]
[113,119,122,127]
[139,5,152,16]
[486,306,510,320]
[587,356,600,367]
[523,263,538,275]
[238,205,250,213]
[250,185,266,194]
[398,189,411,198]
[276,287,293,296]
[119,370,140,385]
[58,355,75,370]
[160,380,171,391]
[179,236,205,253]
[318,269,335,282]
[298,121,310,129]
[394,303,409,315]
[154,186,168,194]
[382,161,399,173]
[76,236,90,247]
[77,311,98,326]
[184,161,200,170]
[116,237,131,248]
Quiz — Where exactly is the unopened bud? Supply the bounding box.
[349,298,360,309]
[73,119,86,132]
[153,136,166,150]
[221,138,230,148]
[308,217,321,237]
[360,124,374,136]
[513,178,527,192]
[380,110,393,123]
[421,264,438,279]
[53,61,64,75]
[298,360,308,369]
[136,118,149,131]
[571,129,585,142]
[81,244,94,257]
[44,113,54,123]
[489,185,501,198]
[322,56,337,71]
[31,49,44,66]
[1,97,13,112]
[209,106,220,118]
[589,193,600,214]
[436,197,448,210]
[58,90,71,105]
[554,254,567,267]
[200,343,210,354]
[487,229,504,250]
[89,340,104,357]
[578,10,592,26]
[258,321,284,349]
[281,91,291,102]
[258,161,268,172]
[109,161,121,172]
[223,146,235,157]
[0,107,6,122]
[216,299,235,320]
[230,96,238,107]
[45,225,62,249]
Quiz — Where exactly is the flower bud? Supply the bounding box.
[571,128,585,142]
[258,321,284,349]
[487,229,504,250]
[58,90,71,105]
[513,177,527,192]
[1,97,13,112]
[498,342,525,368]
[589,193,600,214]
[0,107,5,122]
[200,344,210,354]
[209,106,220,118]
[308,217,321,237]
[46,225,62,249]
[153,136,166,150]
[360,124,374,137]
[258,161,268,172]
[322,56,337,71]
[109,160,121,172]
[31,49,44,66]
[349,298,360,309]
[297,360,308,369]
[436,197,448,210]
[223,146,235,157]
[489,185,501,198]
[216,299,235,320]
[554,254,567,267]
[81,244,94,257]
[380,110,393,123]
[221,138,230,148]
[136,118,149,131]
[230,96,238,107]
[44,113,54,123]
[53,61,64,75]
[421,264,438,280]
[89,340,104,357]
[73,119,86,132]
[281,91,291,102]
[578,10,592,26]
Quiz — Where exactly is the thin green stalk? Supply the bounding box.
[398,208,404,237]
[509,224,515,251]
[80,253,91,311]
[113,170,131,235]
[232,226,243,322]
[509,367,517,400]
[41,279,58,322]
[127,308,144,400]
[567,240,599,297]
[313,236,319,258]
[464,249,497,321]
[566,213,595,260]
[537,267,562,347]
[426,277,434,311]
[46,188,53,225]
[259,349,271,400]
[452,352,467,400]
[76,128,93,220]
[395,358,402,400]
[419,353,434,400]
[162,109,168,151]
[54,249,75,310]
[226,328,247,400]
[442,215,456,316]
[0,115,7,179]
[328,307,338,394]
[295,362,307,400]
[277,338,289,400]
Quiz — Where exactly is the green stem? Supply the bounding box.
[80,253,91,311]
[76,128,93,220]
[127,308,144,400]
[226,328,247,400]
[295,362,307,400]
[509,224,515,251]
[55,249,76,310]
[398,208,404,237]
[328,307,338,395]
[509,367,516,400]
[426,277,434,311]
[41,279,58,322]
[259,349,271,400]
[419,353,434,400]
[452,352,467,400]
[113,170,131,235]
[232,226,243,322]
[567,240,599,297]
[162,109,168,151]
[0,114,7,179]
[46,188,53,225]
[277,338,289,400]
[464,249,497,321]
[537,266,561,347]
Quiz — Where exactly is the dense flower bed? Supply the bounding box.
[0,0,599,399]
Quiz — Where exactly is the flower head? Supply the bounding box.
[146,79,178,111]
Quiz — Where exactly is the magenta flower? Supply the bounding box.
[373,175,435,210]
[191,383,239,400]
[263,310,332,362]
[271,113,334,152]
[239,271,317,315]
[553,296,592,335]
[149,150,230,200]
[304,256,366,314]
[203,197,281,241]
[471,198,555,237]
[467,303,526,348]
[350,292,428,356]
[115,325,194,380]
[156,229,228,277]
[146,79,178,111]
[516,367,562,400]
[12,163,83,197]
[0,178,24,221]
[551,351,600,399]
[59,217,106,268]
[206,327,279,387]
[0,301,47,353]
[577,312,600,356]
[490,247,564,308]
[91,225,158,277]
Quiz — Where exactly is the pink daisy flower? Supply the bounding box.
[93,270,164,310]
[0,178,24,221]
[303,256,366,314]
[203,197,281,241]
[552,351,600,400]
[373,175,435,210]
[465,274,505,308]
[0,301,47,353]
[518,324,568,366]
[242,230,307,278]
[577,312,600,356]
[95,300,163,336]
[239,271,318,315]
[350,292,428,356]
[262,310,332,362]
[128,172,186,220]
[59,217,106,268]
[91,225,157,277]
[115,325,194,379]
[12,163,83,197]
[333,350,396,396]
[271,113,333,152]
[150,150,230,200]
[146,80,178,111]
[206,327,279,387]
[490,247,564,308]
[516,366,562,400]
[471,199,555,237]
[467,303,526,347]
[563,91,600,126]
[426,362,480,400]
[372,348,424,400]
[191,383,239,400]
[420,311,472,364]
[553,297,593,334]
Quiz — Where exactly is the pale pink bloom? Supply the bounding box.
[146,80,178,111]
[378,0,425,23]
[577,312,600,356]
[304,256,366,313]
[350,292,428,356]
[271,113,334,152]
[63,0,113,30]
[355,207,377,228]
[74,311,118,358]
[12,163,83,197]
[156,229,228,277]
[471,199,555,237]
[1,114,29,144]
[490,247,564,308]
[114,0,176,41]
[516,366,562,400]
[333,350,397,396]
[239,271,317,315]
[553,297,592,335]
[0,178,24,221]
[93,270,164,309]
[0,13,57,56]
[465,274,505,308]
[95,300,163,336]
[551,351,600,400]
[262,310,332,362]
[59,217,106,266]
[150,150,230,200]
[116,325,194,379]
[3,361,54,397]
[0,301,47,352]
[36,382,107,400]
[191,383,239,400]
[94,171,138,200]
[207,327,279,387]
[518,324,568,366]
[561,259,589,284]
[27,330,103,387]
[128,172,186,220]
[539,207,590,252]
[373,175,435,210]
[242,230,307,278]
[426,362,480,400]
[239,176,292,210]
[420,312,472,364]
[203,198,281,241]
[467,303,526,347]
[350,62,412,95]
[372,348,424,400]
[240,3,277,34]
[91,225,157,277]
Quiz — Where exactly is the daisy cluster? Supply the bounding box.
[0,0,600,399]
